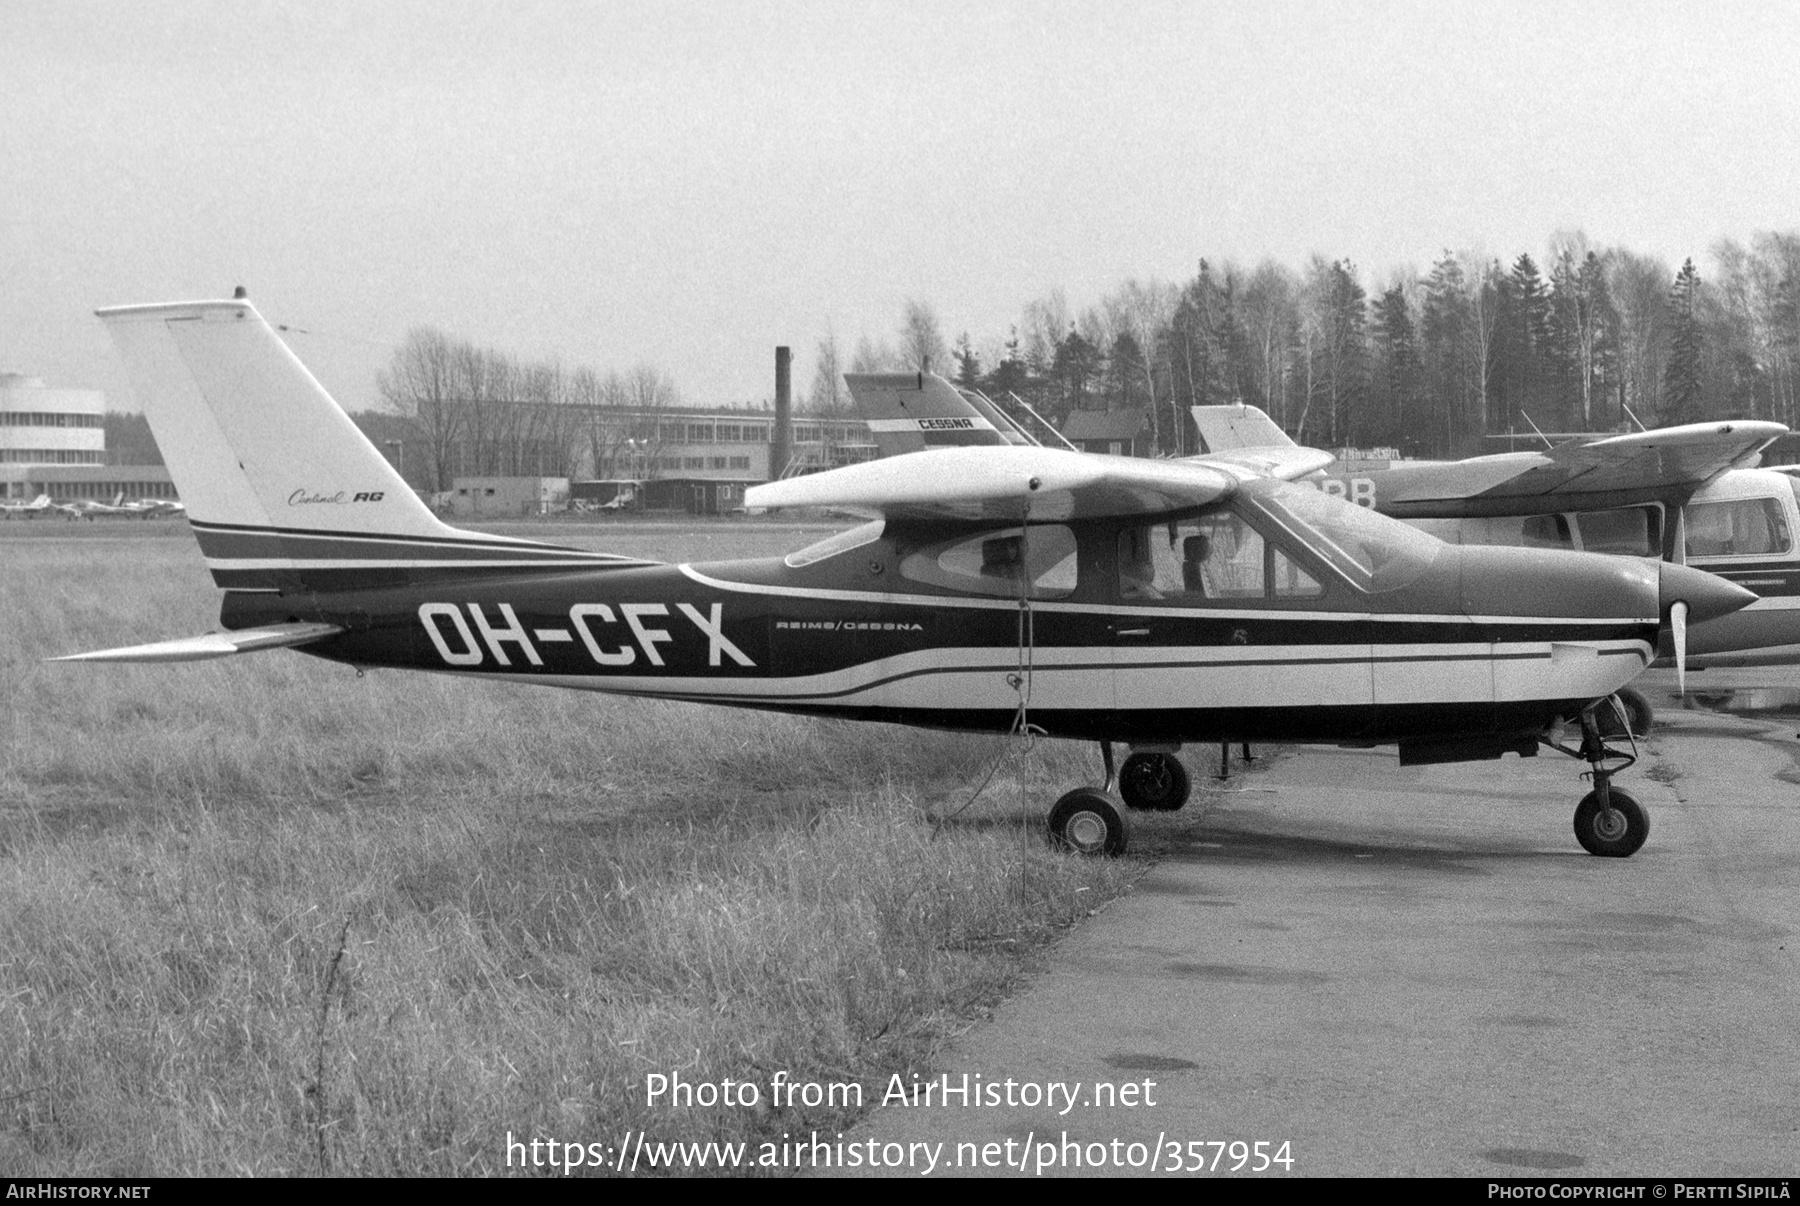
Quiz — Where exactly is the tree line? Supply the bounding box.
[818,231,1800,458]
[377,328,685,491]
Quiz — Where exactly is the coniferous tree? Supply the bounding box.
[1104,331,1150,413]
[953,333,981,390]
[1663,259,1704,424]
[1371,284,1424,451]
[1421,253,1473,451]
[1312,260,1369,446]
[1053,329,1102,412]
[1496,253,1553,433]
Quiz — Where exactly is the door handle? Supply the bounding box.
[1116,627,1151,637]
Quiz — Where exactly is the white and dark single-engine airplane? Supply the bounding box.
[57,299,1757,860]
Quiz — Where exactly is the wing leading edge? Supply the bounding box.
[745,445,1238,523]
[1380,420,1788,510]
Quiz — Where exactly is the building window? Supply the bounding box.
[729,456,750,469]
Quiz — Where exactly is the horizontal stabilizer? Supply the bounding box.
[52,622,343,664]
[746,445,1237,523]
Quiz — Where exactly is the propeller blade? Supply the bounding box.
[1672,600,1688,694]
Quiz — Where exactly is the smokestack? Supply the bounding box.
[772,346,792,480]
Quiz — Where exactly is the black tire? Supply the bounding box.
[1048,788,1129,857]
[1573,788,1649,858]
[1118,751,1191,812]
[1594,688,1653,739]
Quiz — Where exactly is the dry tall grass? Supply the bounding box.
[0,522,1208,1175]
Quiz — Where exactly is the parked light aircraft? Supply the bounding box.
[1208,409,1797,678]
[850,373,1794,717]
[54,492,144,520]
[127,496,187,519]
[0,493,55,519]
[55,300,1755,860]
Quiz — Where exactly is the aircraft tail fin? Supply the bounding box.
[97,298,649,591]
[1190,403,1295,454]
[845,372,1026,457]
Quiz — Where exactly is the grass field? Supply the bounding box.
[0,520,1214,1176]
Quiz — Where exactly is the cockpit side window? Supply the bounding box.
[899,525,1079,598]
[1684,497,1792,559]
[1574,505,1661,556]
[1117,510,1322,605]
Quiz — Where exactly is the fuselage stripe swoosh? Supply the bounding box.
[678,563,1654,626]
[189,519,606,554]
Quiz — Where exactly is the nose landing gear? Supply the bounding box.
[1545,694,1650,858]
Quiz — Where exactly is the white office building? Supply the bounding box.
[0,373,107,499]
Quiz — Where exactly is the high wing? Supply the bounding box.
[51,622,344,663]
[745,444,1238,523]
[1361,421,1787,517]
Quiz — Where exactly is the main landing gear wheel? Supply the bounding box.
[1573,788,1649,858]
[1118,751,1191,812]
[1048,788,1129,857]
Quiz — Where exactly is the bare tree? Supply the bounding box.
[1605,249,1673,424]
[378,327,461,491]
[1464,255,1501,436]
[1020,290,1071,374]
[1238,263,1300,430]
[899,300,949,374]
[849,334,895,374]
[807,326,848,415]
[1101,279,1178,448]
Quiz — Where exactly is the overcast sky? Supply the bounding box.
[4,1,1797,412]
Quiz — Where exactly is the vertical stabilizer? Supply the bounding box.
[1189,402,1295,454]
[845,372,1023,456]
[97,298,646,590]
[100,300,446,537]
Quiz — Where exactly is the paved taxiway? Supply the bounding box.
[830,669,1799,1177]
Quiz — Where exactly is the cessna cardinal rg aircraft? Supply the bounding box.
[57,300,1755,860]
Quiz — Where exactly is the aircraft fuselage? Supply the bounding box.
[219,508,1667,755]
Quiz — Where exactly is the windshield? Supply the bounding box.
[1247,480,1443,593]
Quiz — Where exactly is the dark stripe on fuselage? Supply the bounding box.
[222,558,1654,682]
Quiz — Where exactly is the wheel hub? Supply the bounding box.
[1593,807,1627,841]
[1065,810,1108,852]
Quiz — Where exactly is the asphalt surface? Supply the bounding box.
[828,669,1800,1178]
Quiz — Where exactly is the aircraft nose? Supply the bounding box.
[1658,561,1756,626]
